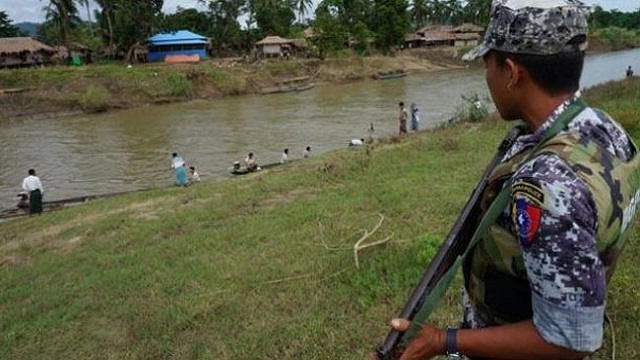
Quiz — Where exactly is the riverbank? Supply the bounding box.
[0,48,464,121]
[1,78,638,359]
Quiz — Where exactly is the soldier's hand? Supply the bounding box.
[390,319,446,360]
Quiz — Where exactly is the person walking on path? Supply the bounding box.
[22,168,44,214]
[377,1,640,359]
[398,101,408,136]
[410,103,420,132]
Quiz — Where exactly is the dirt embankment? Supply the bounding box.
[0,48,465,121]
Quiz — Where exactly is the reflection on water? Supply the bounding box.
[1,48,638,209]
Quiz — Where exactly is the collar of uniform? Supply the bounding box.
[502,91,582,161]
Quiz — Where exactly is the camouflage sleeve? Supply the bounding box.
[511,154,605,352]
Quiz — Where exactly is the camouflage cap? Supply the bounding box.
[462,0,589,61]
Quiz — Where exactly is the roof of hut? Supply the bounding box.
[421,31,456,41]
[0,37,54,55]
[256,36,291,46]
[404,33,423,41]
[148,30,207,45]
[416,25,453,35]
[452,23,485,33]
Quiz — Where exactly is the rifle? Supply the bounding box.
[375,125,525,360]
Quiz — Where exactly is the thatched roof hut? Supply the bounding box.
[452,23,484,34]
[0,37,54,67]
[0,37,54,55]
[256,36,291,46]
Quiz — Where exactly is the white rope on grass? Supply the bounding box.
[353,213,393,268]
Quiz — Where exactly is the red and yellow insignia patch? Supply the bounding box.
[513,198,541,247]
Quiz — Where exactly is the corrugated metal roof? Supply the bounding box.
[148,30,207,45]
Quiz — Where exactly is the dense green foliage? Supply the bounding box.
[0,79,639,359]
[0,10,20,37]
[590,5,640,30]
[27,2,640,59]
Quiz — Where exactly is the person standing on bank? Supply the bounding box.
[410,103,420,132]
[398,101,408,136]
[22,168,44,214]
[383,1,640,359]
[171,152,187,186]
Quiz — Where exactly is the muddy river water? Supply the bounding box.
[1,48,638,210]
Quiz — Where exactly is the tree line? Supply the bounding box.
[0,1,638,60]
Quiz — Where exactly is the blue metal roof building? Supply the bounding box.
[147,30,208,62]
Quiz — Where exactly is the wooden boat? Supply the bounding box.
[230,161,285,176]
[375,72,407,80]
[295,83,315,92]
[260,76,314,95]
[0,190,139,220]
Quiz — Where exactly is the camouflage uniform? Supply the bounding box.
[462,93,640,352]
[460,0,640,354]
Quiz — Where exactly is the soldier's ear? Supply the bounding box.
[504,58,523,90]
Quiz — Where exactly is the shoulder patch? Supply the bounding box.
[512,180,545,206]
[513,198,541,247]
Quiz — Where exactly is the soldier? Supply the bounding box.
[385,1,640,359]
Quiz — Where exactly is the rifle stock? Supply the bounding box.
[375,125,524,360]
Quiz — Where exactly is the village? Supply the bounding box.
[0,23,483,68]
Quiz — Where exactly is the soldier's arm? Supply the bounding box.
[513,154,604,352]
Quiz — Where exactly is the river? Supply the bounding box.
[1,48,638,210]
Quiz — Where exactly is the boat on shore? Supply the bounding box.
[260,76,314,95]
[0,190,142,220]
[375,72,407,80]
[230,161,285,176]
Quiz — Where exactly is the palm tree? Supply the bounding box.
[294,0,313,22]
[44,0,80,45]
[411,0,429,29]
[95,0,115,54]
[80,0,92,31]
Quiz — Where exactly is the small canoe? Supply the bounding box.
[295,83,315,92]
[376,72,407,80]
[1,190,137,220]
[230,162,285,176]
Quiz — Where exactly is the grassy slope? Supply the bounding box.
[1,79,639,359]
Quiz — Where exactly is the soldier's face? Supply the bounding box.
[484,52,518,121]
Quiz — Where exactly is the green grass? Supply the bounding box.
[1,79,639,359]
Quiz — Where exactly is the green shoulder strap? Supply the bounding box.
[402,99,587,341]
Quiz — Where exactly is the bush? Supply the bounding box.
[592,27,640,50]
[80,85,110,112]
[454,93,490,123]
[165,73,193,97]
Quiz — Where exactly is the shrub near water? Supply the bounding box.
[80,84,111,112]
